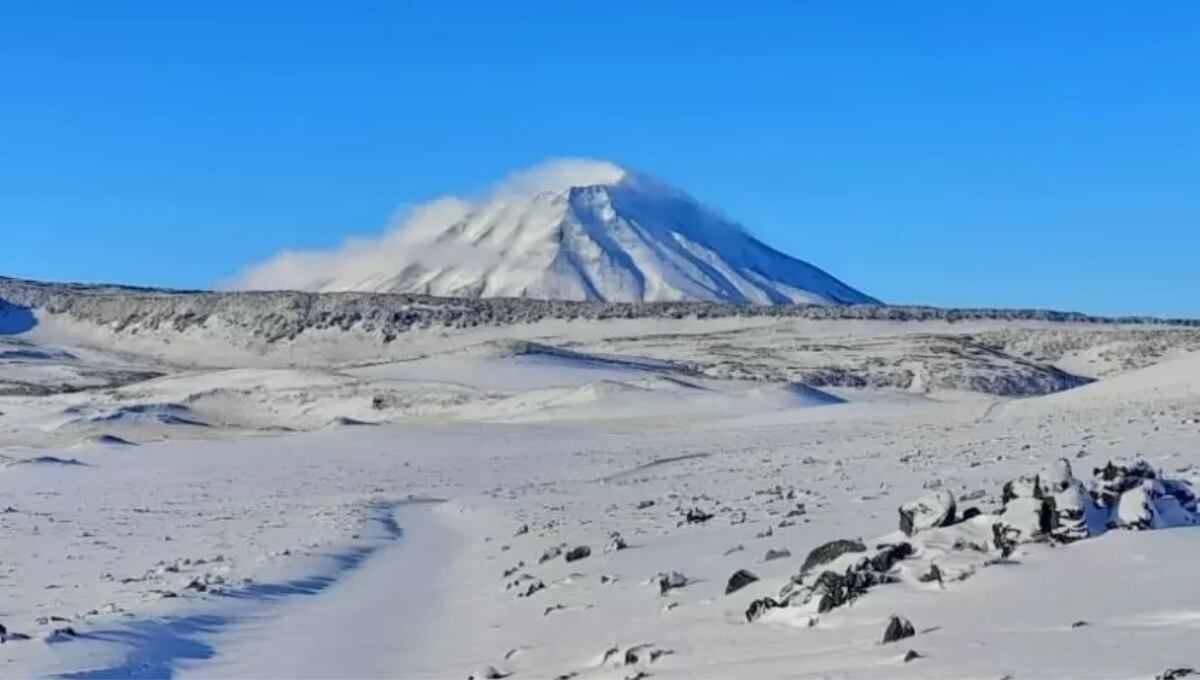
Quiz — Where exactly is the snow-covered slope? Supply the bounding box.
[234,159,876,305]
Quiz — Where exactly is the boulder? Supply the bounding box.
[764,548,791,562]
[658,571,689,595]
[898,490,956,536]
[1002,474,1042,503]
[1040,458,1091,543]
[881,615,915,644]
[1091,460,1157,508]
[539,545,564,563]
[745,597,782,622]
[564,546,591,562]
[725,569,759,595]
[800,542,912,612]
[1111,481,1159,530]
[799,538,866,574]
[992,496,1053,555]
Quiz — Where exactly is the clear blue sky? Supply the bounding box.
[1,2,1196,316]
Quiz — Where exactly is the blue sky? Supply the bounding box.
[1,2,1196,316]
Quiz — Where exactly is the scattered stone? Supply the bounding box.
[43,627,77,644]
[605,533,628,552]
[636,500,656,510]
[658,571,689,595]
[514,524,529,536]
[898,490,956,536]
[1158,669,1196,680]
[539,545,564,563]
[723,544,744,556]
[918,563,943,584]
[785,504,807,517]
[725,569,759,595]
[467,664,507,680]
[684,508,713,524]
[881,615,915,644]
[565,546,591,563]
[1070,620,1089,628]
[903,649,922,663]
[755,527,774,539]
[518,580,545,598]
[764,548,791,562]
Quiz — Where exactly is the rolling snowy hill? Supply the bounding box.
[234,159,877,305]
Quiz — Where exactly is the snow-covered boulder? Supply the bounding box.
[1111,481,1159,530]
[898,490,956,536]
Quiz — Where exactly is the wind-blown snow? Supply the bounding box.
[231,159,876,305]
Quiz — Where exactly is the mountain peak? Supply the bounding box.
[233,159,877,306]
[495,158,629,197]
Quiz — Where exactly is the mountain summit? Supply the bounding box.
[235,159,877,305]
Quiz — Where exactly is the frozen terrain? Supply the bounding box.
[3,278,1200,678]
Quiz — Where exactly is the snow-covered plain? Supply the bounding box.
[3,287,1200,679]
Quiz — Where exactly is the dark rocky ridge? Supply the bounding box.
[3,275,1198,343]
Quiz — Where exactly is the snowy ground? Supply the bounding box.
[2,305,1200,678]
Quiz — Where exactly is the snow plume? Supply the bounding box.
[228,158,625,292]
[229,196,477,291]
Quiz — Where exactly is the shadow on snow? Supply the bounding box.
[58,499,414,679]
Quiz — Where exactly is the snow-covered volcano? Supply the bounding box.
[235,159,877,305]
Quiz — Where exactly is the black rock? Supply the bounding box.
[903,649,922,663]
[918,563,943,584]
[800,538,866,574]
[961,507,983,521]
[1158,669,1196,680]
[866,542,914,572]
[564,546,591,563]
[802,542,911,613]
[745,597,782,622]
[725,569,759,595]
[685,508,714,524]
[881,615,915,644]
[518,580,545,598]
